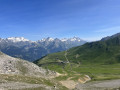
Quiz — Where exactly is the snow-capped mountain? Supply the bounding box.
[38,37,83,42]
[0,37,30,43]
[39,37,54,42]
[7,37,29,42]
[0,37,86,61]
[61,37,81,42]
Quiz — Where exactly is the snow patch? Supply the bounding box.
[7,37,29,42]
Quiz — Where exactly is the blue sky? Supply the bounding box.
[0,0,120,41]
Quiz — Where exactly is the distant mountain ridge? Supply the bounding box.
[35,32,120,65]
[0,37,86,61]
[101,33,120,41]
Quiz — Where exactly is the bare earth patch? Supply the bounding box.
[60,80,77,89]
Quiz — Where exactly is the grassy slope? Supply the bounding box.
[35,35,120,65]
[34,34,120,81]
[0,74,68,90]
[40,63,120,81]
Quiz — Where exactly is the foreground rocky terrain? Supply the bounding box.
[0,52,67,90]
[0,81,52,90]
[0,52,55,77]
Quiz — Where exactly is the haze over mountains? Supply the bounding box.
[0,37,86,61]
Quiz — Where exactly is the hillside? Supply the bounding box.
[35,33,120,65]
[0,52,67,90]
[0,52,55,77]
[34,33,120,89]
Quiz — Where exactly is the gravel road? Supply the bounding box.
[75,79,120,90]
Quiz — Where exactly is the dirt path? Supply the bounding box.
[0,81,52,90]
[75,79,120,90]
[60,80,77,90]
[64,50,70,63]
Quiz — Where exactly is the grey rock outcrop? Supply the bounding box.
[0,52,56,78]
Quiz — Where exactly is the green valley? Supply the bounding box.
[35,33,120,82]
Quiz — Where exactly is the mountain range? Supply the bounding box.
[0,37,86,61]
[35,33,120,65]
[1,33,120,90]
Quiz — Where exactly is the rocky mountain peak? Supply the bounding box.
[6,37,29,42]
[69,36,81,41]
[61,36,81,42]
[39,37,54,42]
[46,37,54,41]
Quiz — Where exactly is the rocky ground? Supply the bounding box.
[0,52,56,78]
[0,81,52,90]
[75,79,120,90]
[0,52,63,90]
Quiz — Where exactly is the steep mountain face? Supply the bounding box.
[0,37,86,61]
[0,52,55,77]
[101,33,120,41]
[35,33,120,65]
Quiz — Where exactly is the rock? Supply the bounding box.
[78,75,91,84]
[0,52,56,78]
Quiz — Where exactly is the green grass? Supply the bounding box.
[72,64,120,81]
[9,87,46,90]
[34,35,120,83]
[34,51,66,65]
[17,86,68,90]
[40,63,120,81]
[0,74,68,90]
[0,74,51,85]
[35,35,120,65]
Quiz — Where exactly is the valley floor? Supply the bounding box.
[0,79,120,90]
[75,79,120,90]
[42,63,120,90]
